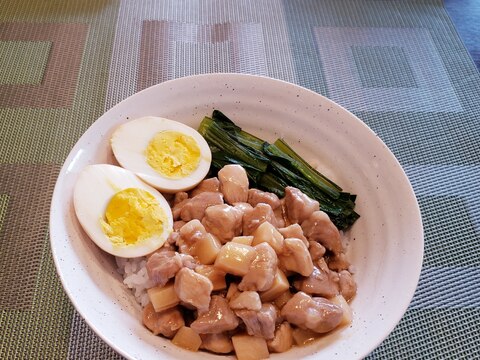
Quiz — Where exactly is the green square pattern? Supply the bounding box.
[351,45,418,88]
[418,194,480,266]
[0,41,51,85]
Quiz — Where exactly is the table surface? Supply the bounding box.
[1,1,479,359]
[445,0,480,70]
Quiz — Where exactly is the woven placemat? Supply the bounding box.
[1,0,478,358]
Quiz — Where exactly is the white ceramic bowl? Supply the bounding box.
[50,73,423,360]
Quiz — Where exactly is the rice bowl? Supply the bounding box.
[50,73,423,359]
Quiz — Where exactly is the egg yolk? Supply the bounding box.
[145,130,201,179]
[100,188,165,246]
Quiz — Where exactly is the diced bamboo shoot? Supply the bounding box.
[330,294,353,326]
[232,334,269,360]
[229,291,262,311]
[252,221,284,254]
[267,322,293,353]
[195,265,227,291]
[147,282,180,313]
[214,242,256,276]
[171,326,202,351]
[232,235,254,246]
[273,291,293,309]
[292,327,319,346]
[226,282,239,300]
[200,333,234,354]
[195,233,222,265]
[260,269,289,302]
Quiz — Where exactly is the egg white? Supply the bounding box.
[73,164,173,258]
[111,116,212,193]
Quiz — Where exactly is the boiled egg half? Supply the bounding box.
[73,164,173,258]
[111,116,212,193]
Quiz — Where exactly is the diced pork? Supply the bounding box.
[202,204,243,243]
[160,242,176,252]
[281,291,343,333]
[174,268,213,313]
[308,241,326,261]
[142,303,184,338]
[278,238,314,277]
[238,242,278,292]
[273,206,286,228]
[174,191,189,204]
[294,258,340,298]
[190,295,239,334]
[218,164,249,204]
[177,219,207,255]
[247,189,281,210]
[147,250,183,287]
[235,303,277,340]
[301,211,343,254]
[172,192,189,220]
[284,187,319,224]
[166,231,180,246]
[173,220,186,232]
[190,177,220,197]
[179,192,224,222]
[233,202,253,214]
[242,203,277,235]
[327,252,351,272]
[178,253,197,270]
[338,270,357,301]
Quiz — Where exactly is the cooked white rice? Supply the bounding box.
[116,256,153,307]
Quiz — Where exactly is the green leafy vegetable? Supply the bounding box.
[198,110,359,230]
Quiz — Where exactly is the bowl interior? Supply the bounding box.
[50,73,423,360]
